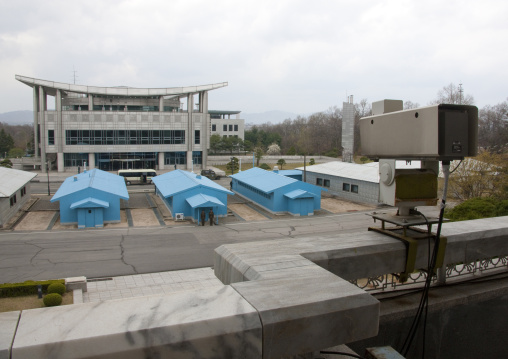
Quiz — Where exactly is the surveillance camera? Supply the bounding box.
[360,104,478,161]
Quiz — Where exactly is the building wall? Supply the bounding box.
[158,187,229,220]
[58,188,122,224]
[0,183,32,227]
[305,172,379,204]
[232,179,322,215]
[211,118,245,140]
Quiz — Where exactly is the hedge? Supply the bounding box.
[0,279,65,298]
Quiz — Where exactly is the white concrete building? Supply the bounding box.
[0,167,36,227]
[16,75,228,173]
[209,110,245,140]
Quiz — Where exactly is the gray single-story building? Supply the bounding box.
[0,167,37,227]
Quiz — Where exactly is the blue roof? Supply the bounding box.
[70,197,110,209]
[284,189,316,199]
[51,169,129,202]
[153,170,233,198]
[274,169,302,177]
[230,167,297,193]
[186,194,225,208]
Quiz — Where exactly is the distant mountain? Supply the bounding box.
[0,111,33,125]
[241,110,300,125]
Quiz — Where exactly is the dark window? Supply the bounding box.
[343,183,350,192]
[194,130,200,144]
[10,194,17,207]
[234,124,238,131]
[324,179,330,187]
[48,130,55,145]
[20,186,26,197]
[223,124,227,131]
[316,178,323,186]
[229,125,233,131]
[351,184,359,193]
[212,124,216,131]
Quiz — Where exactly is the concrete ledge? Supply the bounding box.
[12,286,262,359]
[0,311,20,359]
[72,289,83,304]
[65,276,87,292]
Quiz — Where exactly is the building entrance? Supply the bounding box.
[96,152,157,171]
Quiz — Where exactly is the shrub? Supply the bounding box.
[260,163,271,170]
[444,197,508,221]
[47,283,66,295]
[0,279,65,298]
[43,293,63,307]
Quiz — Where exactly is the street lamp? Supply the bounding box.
[46,161,50,196]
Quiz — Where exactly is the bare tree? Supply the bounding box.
[404,101,420,109]
[430,83,475,105]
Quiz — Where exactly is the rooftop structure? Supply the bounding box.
[230,167,324,216]
[0,167,37,227]
[16,75,228,173]
[153,169,233,224]
[51,169,129,228]
[209,110,245,141]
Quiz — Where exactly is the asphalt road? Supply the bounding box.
[0,211,382,283]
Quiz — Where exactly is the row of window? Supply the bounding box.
[237,181,271,199]
[211,124,239,132]
[343,183,359,194]
[316,178,330,187]
[63,130,190,146]
[316,177,360,194]
[9,186,26,207]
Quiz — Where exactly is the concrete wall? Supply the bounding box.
[0,183,32,227]
[306,171,379,204]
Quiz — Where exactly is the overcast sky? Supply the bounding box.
[1,0,507,116]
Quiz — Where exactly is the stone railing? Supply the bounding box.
[2,216,507,358]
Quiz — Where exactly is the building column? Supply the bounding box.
[187,150,193,171]
[159,96,164,112]
[88,95,93,111]
[187,94,194,170]
[201,91,209,169]
[39,86,47,173]
[56,89,64,172]
[57,153,64,172]
[33,87,39,160]
[158,152,165,170]
[88,153,95,169]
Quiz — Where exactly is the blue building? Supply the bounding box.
[231,167,324,216]
[153,170,233,224]
[273,169,302,181]
[51,169,129,228]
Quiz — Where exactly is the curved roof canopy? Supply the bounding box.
[16,75,228,98]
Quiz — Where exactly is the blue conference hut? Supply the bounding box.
[51,169,129,228]
[230,167,324,216]
[153,170,233,225]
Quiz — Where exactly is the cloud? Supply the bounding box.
[1,0,507,114]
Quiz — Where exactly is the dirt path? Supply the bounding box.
[15,211,56,231]
[130,208,160,227]
[321,198,374,214]
[228,204,268,221]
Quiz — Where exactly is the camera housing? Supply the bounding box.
[360,104,478,161]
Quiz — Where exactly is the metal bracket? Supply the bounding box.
[367,212,447,283]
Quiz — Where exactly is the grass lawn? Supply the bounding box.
[0,292,73,313]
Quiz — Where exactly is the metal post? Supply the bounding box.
[46,161,50,195]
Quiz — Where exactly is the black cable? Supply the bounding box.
[319,350,365,359]
[449,159,463,174]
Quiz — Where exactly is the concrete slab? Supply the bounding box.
[130,208,160,227]
[12,286,263,359]
[14,211,57,231]
[321,197,374,213]
[0,311,20,359]
[228,203,268,221]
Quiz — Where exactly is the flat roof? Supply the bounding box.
[16,75,228,97]
[0,168,37,197]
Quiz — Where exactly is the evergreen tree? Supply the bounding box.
[0,129,14,156]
